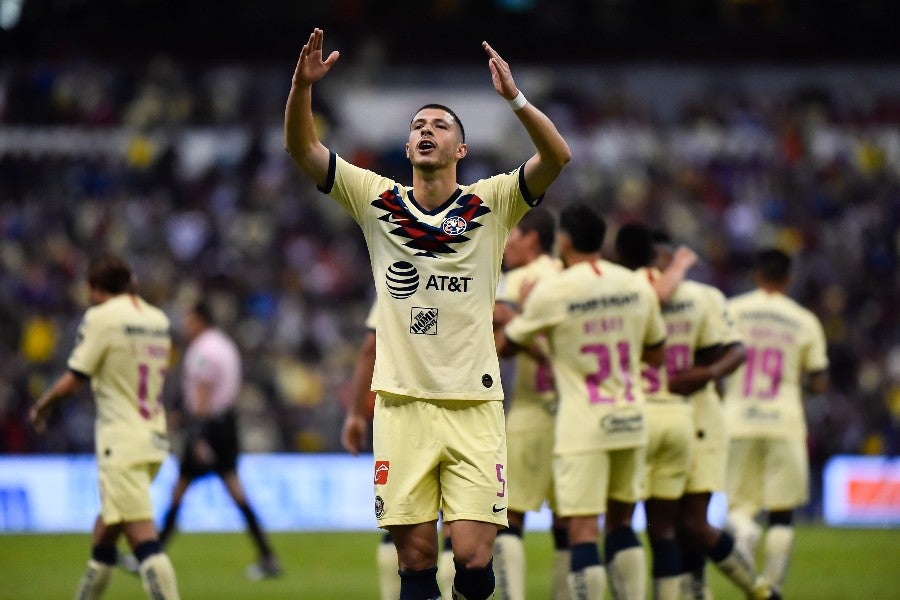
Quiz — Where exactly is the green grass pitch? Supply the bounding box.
[1,526,898,598]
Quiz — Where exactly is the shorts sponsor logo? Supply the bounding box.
[492,504,506,513]
[441,215,467,235]
[410,307,438,335]
[600,410,644,434]
[386,261,420,299]
[374,495,385,519]
[374,460,390,485]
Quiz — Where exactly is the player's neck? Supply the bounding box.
[563,252,600,269]
[412,167,459,211]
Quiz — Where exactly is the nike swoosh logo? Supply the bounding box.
[492,504,506,513]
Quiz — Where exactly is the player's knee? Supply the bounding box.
[768,510,793,527]
[453,558,495,599]
[452,545,494,570]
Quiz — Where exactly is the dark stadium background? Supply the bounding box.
[0,0,897,526]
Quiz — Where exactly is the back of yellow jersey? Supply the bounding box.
[68,294,171,465]
[724,289,828,438]
[506,260,666,453]
[638,270,733,402]
[497,254,561,418]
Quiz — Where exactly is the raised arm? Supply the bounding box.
[285,28,341,188]
[483,42,571,197]
[651,246,698,303]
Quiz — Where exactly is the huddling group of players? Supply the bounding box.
[356,206,828,600]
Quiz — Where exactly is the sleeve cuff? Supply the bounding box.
[316,151,337,194]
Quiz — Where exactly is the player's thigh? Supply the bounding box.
[372,396,442,527]
[209,412,240,474]
[726,438,764,514]
[608,445,646,504]
[98,461,161,525]
[684,439,727,494]
[644,405,693,500]
[439,400,508,528]
[554,449,616,516]
[763,437,809,510]
[506,423,554,513]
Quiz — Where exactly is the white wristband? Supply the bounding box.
[507,91,527,111]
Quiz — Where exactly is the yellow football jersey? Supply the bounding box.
[322,153,540,401]
[724,289,829,438]
[506,259,666,453]
[67,294,171,466]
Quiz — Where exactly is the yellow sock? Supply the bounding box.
[607,546,646,600]
[74,559,113,600]
[377,540,400,600]
[493,534,525,600]
[139,553,180,600]
[567,565,606,600]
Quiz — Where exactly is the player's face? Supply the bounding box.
[406,108,467,171]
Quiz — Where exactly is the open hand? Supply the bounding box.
[483,41,519,100]
[293,28,341,87]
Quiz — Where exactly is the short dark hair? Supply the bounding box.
[650,229,673,247]
[559,204,606,253]
[191,301,215,326]
[755,248,792,283]
[86,255,133,294]
[412,103,466,143]
[615,222,654,270]
[516,207,555,253]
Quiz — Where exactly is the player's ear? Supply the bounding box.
[456,143,468,159]
[405,142,410,159]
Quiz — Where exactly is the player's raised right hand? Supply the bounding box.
[292,28,340,87]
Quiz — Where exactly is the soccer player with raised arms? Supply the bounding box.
[29,255,180,600]
[723,248,829,598]
[499,205,666,600]
[286,28,571,600]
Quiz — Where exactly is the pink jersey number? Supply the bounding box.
[743,346,783,399]
[581,341,633,404]
[137,363,166,419]
[642,343,691,393]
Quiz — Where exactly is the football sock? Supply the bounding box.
[437,537,455,599]
[237,502,274,557]
[709,531,756,593]
[568,542,605,600]
[452,558,495,600]
[377,533,401,600]
[399,566,440,600]
[678,547,709,600]
[763,525,794,593]
[159,503,180,547]
[604,527,646,600]
[74,559,113,600]
[138,552,181,600]
[493,529,525,600]
[726,512,761,569]
[551,526,572,600]
[649,537,682,600]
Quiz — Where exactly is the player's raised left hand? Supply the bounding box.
[483,41,520,101]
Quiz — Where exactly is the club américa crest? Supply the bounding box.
[441,215,467,235]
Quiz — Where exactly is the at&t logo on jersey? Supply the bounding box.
[441,215,467,235]
[386,261,419,299]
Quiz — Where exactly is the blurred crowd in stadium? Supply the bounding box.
[0,56,897,518]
